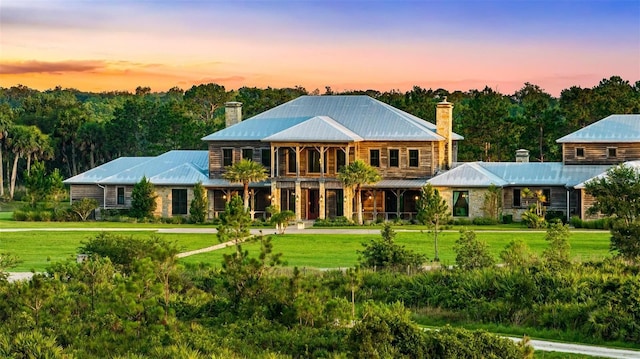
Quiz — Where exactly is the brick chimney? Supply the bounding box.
[225,102,242,128]
[516,149,530,163]
[436,97,453,170]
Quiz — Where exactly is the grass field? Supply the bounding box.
[179,230,613,269]
[0,205,613,273]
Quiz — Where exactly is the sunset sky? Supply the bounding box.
[1,0,639,96]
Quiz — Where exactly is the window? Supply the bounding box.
[453,191,469,217]
[542,189,551,207]
[261,148,271,167]
[513,189,521,207]
[172,189,188,215]
[389,149,399,167]
[117,187,125,205]
[370,149,380,167]
[223,148,233,167]
[336,149,346,172]
[409,150,419,167]
[287,149,297,173]
[607,147,617,158]
[575,147,585,158]
[242,148,253,161]
[308,149,321,173]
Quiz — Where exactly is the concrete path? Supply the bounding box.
[508,337,640,359]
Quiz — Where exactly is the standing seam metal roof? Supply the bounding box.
[556,114,640,143]
[204,96,462,142]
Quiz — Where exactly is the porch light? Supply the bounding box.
[415,196,419,200]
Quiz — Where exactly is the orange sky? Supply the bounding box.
[1,0,639,96]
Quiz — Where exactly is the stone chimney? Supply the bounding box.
[225,102,242,128]
[516,149,530,163]
[436,97,453,170]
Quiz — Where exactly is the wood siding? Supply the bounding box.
[356,141,436,178]
[563,142,640,165]
[208,141,269,178]
[70,185,104,206]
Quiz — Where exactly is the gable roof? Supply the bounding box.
[428,162,507,187]
[203,95,463,142]
[263,116,364,142]
[428,162,611,188]
[557,114,640,143]
[64,150,209,186]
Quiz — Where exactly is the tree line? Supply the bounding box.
[0,76,638,199]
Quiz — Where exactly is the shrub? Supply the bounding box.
[314,216,355,227]
[472,217,499,225]
[521,209,547,228]
[545,210,566,224]
[12,210,27,221]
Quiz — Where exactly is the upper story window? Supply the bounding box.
[370,149,380,167]
[389,149,399,167]
[287,149,297,173]
[308,149,322,173]
[242,148,253,161]
[261,148,271,167]
[409,149,419,167]
[575,147,585,158]
[607,147,617,158]
[336,149,346,172]
[223,148,233,167]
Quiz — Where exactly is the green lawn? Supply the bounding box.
[0,220,612,272]
[179,231,613,269]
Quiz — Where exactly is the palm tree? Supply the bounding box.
[222,159,267,215]
[338,160,381,225]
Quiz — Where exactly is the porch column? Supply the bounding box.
[271,182,279,210]
[319,181,326,220]
[372,189,378,221]
[295,181,302,221]
[344,186,354,222]
[295,146,301,178]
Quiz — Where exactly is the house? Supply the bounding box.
[428,114,640,221]
[65,96,463,220]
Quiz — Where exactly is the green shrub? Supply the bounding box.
[452,218,472,226]
[545,210,566,224]
[502,214,513,224]
[39,211,52,222]
[314,216,355,227]
[472,217,499,225]
[12,210,27,221]
[521,210,547,228]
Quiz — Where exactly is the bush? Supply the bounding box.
[314,216,355,227]
[452,218,472,226]
[545,210,566,224]
[502,214,513,224]
[521,210,547,228]
[569,216,612,230]
[472,217,499,225]
[12,210,27,221]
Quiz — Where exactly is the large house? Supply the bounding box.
[64,97,639,222]
[65,96,463,221]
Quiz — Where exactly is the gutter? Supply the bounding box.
[97,184,106,209]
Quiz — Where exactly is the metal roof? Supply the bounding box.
[64,150,209,186]
[575,160,640,189]
[262,116,364,143]
[428,162,612,188]
[557,114,640,143]
[428,162,508,187]
[201,117,308,141]
[205,96,462,142]
[367,179,428,189]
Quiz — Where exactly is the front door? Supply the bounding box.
[307,189,319,220]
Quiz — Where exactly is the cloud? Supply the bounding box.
[193,76,246,85]
[0,60,107,75]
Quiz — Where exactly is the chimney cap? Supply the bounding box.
[437,96,452,106]
[225,101,242,107]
